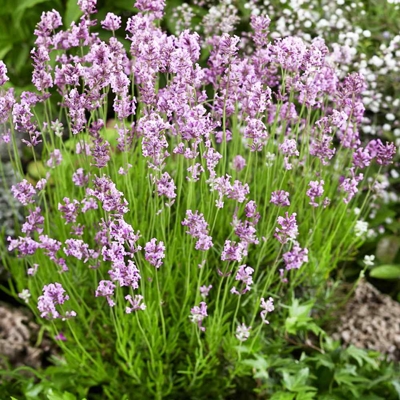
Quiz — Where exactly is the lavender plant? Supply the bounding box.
[0,0,396,398]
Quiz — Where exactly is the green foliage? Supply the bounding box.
[370,265,400,280]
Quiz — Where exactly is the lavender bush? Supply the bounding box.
[0,0,397,398]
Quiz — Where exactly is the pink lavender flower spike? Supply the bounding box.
[0,60,9,86]
[200,285,212,299]
[11,180,36,205]
[38,283,75,320]
[189,301,208,331]
[270,190,290,207]
[283,242,309,270]
[306,180,324,207]
[47,149,63,168]
[231,265,254,295]
[274,212,299,244]
[125,295,146,313]
[232,155,246,172]
[72,168,90,187]
[144,238,165,268]
[156,172,177,200]
[95,280,116,307]
[260,297,274,324]
[182,210,213,251]
[101,13,122,31]
[340,167,363,204]
[22,207,44,235]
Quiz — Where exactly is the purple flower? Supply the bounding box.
[54,332,67,341]
[236,323,251,342]
[221,240,247,262]
[232,155,246,172]
[279,139,299,170]
[270,190,290,207]
[101,13,121,31]
[283,242,308,270]
[144,238,165,268]
[109,260,141,289]
[64,239,97,262]
[234,220,259,245]
[260,297,274,324]
[38,283,75,320]
[250,15,270,48]
[47,149,63,168]
[189,301,207,331]
[182,210,213,251]
[78,0,97,14]
[0,61,9,86]
[244,117,268,151]
[156,172,176,200]
[306,180,324,207]
[27,263,39,276]
[11,180,36,205]
[95,280,116,307]
[200,285,212,298]
[72,168,90,187]
[125,295,146,313]
[340,168,363,204]
[375,140,396,165]
[353,147,373,169]
[86,175,128,215]
[274,212,299,244]
[58,197,80,224]
[245,201,260,224]
[231,265,254,295]
[22,207,44,236]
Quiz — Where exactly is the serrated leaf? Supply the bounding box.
[345,346,378,369]
[370,265,400,280]
[270,392,296,400]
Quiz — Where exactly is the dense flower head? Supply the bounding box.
[270,190,290,207]
[22,207,44,236]
[231,265,254,295]
[0,60,9,86]
[38,283,75,320]
[182,210,213,251]
[11,180,36,205]
[101,12,121,31]
[96,280,116,307]
[275,213,299,244]
[144,238,165,268]
[340,168,364,204]
[283,243,309,270]
[306,180,324,207]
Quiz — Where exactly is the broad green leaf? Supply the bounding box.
[370,265,400,280]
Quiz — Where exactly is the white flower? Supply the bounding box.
[236,323,251,342]
[355,220,369,237]
[363,255,375,266]
[18,289,31,304]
